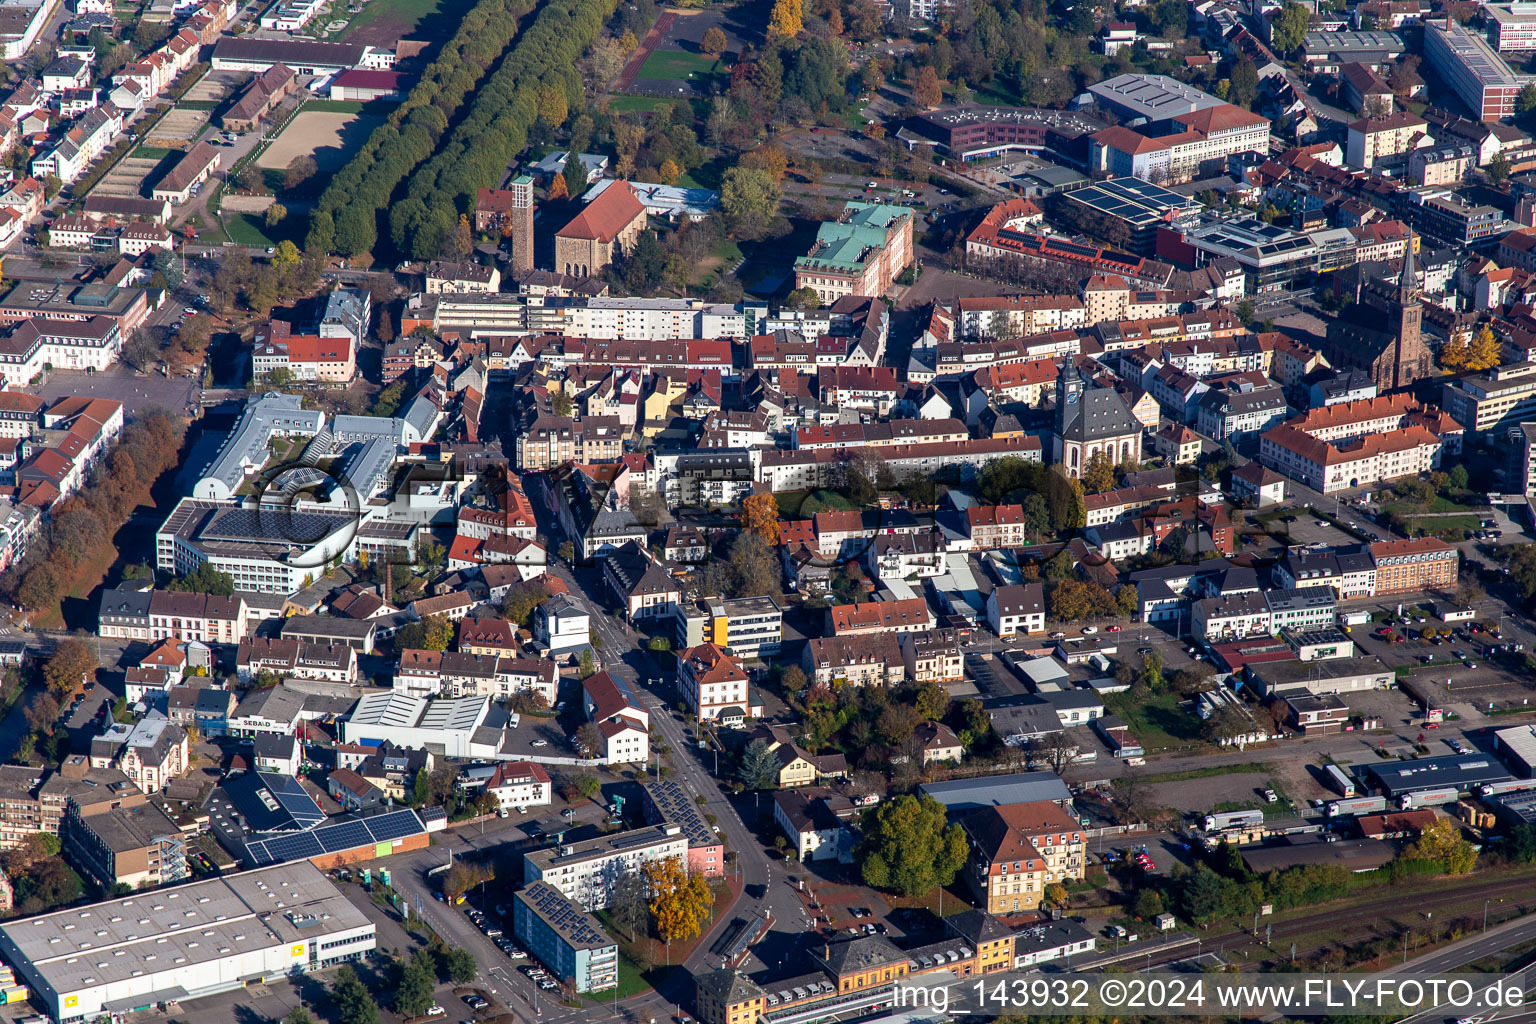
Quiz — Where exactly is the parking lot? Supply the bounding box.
[1259,510,1368,549]
[32,365,200,420]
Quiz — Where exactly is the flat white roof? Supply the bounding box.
[0,861,370,994]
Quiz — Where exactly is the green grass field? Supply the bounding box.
[224,210,287,245]
[637,49,721,81]
[134,145,175,160]
[341,0,448,39]
[605,95,682,112]
[1103,692,1210,754]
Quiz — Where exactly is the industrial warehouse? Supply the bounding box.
[0,863,374,1023]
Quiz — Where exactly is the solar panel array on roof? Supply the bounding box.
[524,883,607,946]
[246,809,427,865]
[364,808,425,843]
[204,506,350,545]
[609,830,667,851]
[261,772,326,827]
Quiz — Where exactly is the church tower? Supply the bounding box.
[1390,231,1429,389]
[1054,361,1083,435]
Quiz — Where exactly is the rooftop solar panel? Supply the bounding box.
[317,821,373,853]
[364,809,425,843]
[248,831,324,865]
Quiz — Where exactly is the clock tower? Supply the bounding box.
[1054,362,1083,435]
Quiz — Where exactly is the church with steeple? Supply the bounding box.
[1322,234,1432,393]
[1051,361,1143,478]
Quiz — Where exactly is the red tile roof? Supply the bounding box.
[557,180,645,242]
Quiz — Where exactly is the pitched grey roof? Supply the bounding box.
[1059,385,1140,443]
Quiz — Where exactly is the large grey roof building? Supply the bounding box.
[193,392,324,502]
[0,861,374,1022]
[920,771,1072,811]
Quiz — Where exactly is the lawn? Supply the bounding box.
[582,944,652,1002]
[605,95,684,113]
[774,488,858,517]
[1103,692,1210,754]
[222,212,279,248]
[1400,514,1478,538]
[341,0,452,39]
[135,145,175,160]
[1382,493,1480,515]
[1130,762,1274,785]
[637,49,722,81]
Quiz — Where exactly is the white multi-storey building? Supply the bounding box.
[522,824,689,909]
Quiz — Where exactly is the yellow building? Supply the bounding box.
[694,969,766,1024]
[813,935,911,992]
[962,801,1086,915]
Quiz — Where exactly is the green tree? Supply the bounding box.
[283,1009,316,1024]
[857,794,968,896]
[1180,864,1226,925]
[444,947,477,984]
[166,563,235,596]
[785,285,822,309]
[1489,151,1513,185]
[395,956,434,1017]
[1133,888,1165,919]
[271,239,300,267]
[563,160,588,205]
[913,682,949,722]
[1270,2,1311,52]
[330,966,379,1024]
[719,167,782,238]
[1229,57,1259,109]
[739,738,781,790]
[265,203,288,229]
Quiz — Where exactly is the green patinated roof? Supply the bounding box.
[794,203,913,273]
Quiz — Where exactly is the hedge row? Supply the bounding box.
[388,0,615,259]
[306,0,537,255]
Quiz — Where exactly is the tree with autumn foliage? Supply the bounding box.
[741,492,781,544]
[535,84,568,128]
[1466,324,1503,371]
[768,0,803,37]
[44,639,96,698]
[913,66,943,108]
[643,857,714,943]
[1439,330,1470,370]
[701,26,727,55]
[1082,451,1116,494]
[739,145,788,182]
[547,174,569,201]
